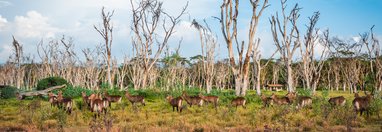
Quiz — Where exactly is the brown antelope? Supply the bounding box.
[231,97,246,109]
[270,93,290,105]
[285,92,297,103]
[102,97,110,112]
[328,96,346,106]
[81,92,89,106]
[88,93,97,108]
[57,91,73,114]
[296,96,313,109]
[181,92,203,107]
[260,94,273,107]
[353,93,373,116]
[166,96,183,112]
[48,92,58,107]
[125,92,146,106]
[91,94,105,118]
[198,93,219,109]
[103,92,122,107]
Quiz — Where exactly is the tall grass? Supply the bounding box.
[0,89,381,131]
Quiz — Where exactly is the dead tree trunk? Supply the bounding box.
[270,0,301,92]
[129,0,187,89]
[219,0,269,96]
[94,7,114,89]
[16,85,66,100]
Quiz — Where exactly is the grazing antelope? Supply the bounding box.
[270,93,290,105]
[48,92,58,107]
[181,92,203,107]
[166,96,183,112]
[296,96,313,109]
[231,97,246,109]
[57,91,73,114]
[198,93,219,109]
[260,94,273,107]
[328,96,346,106]
[103,92,122,107]
[353,93,373,116]
[125,92,146,106]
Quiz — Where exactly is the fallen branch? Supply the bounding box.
[16,84,67,100]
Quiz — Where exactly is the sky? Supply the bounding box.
[0,0,381,63]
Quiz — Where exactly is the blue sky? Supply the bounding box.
[0,0,381,63]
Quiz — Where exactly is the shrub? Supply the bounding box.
[36,77,69,91]
[297,89,312,96]
[60,86,92,98]
[0,86,18,99]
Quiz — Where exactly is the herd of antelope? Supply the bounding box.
[46,90,376,118]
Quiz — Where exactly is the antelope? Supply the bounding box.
[328,96,346,106]
[198,93,219,109]
[296,96,313,109]
[353,93,373,116]
[91,94,105,118]
[270,93,290,105]
[48,92,58,107]
[260,94,273,107]
[103,92,122,107]
[102,97,110,113]
[166,95,184,112]
[285,92,297,103]
[88,93,97,108]
[57,91,73,114]
[231,97,246,109]
[125,92,146,106]
[81,92,89,106]
[181,92,203,107]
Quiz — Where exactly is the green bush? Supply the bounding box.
[297,88,313,96]
[60,86,92,98]
[0,86,18,99]
[36,77,69,91]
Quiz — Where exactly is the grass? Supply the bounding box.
[0,89,381,131]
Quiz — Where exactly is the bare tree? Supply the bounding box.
[11,36,24,89]
[270,0,301,92]
[299,12,330,93]
[191,20,217,93]
[251,38,278,95]
[129,0,187,89]
[360,25,381,91]
[94,7,114,89]
[219,0,269,96]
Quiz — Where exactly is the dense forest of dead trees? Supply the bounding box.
[0,0,381,96]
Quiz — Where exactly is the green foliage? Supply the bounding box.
[36,76,69,91]
[59,86,92,98]
[321,89,329,100]
[369,93,382,116]
[0,85,18,99]
[297,88,313,96]
[100,82,111,90]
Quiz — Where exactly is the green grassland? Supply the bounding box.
[0,89,381,131]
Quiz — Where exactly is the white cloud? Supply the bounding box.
[0,15,7,31]
[352,36,361,43]
[14,10,61,38]
[0,44,12,62]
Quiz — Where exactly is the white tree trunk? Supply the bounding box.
[287,61,294,92]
